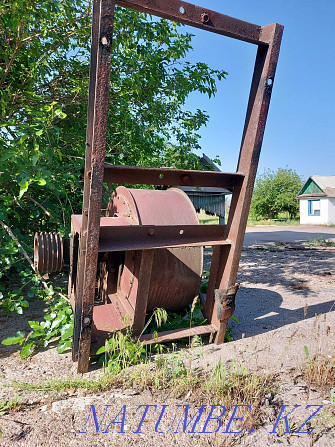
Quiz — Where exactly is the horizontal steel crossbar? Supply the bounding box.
[98,225,230,250]
[115,0,268,45]
[104,164,244,188]
[71,215,231,251]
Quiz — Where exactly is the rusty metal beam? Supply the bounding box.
[140,323,217,344]
[206,23,284,343]
[104,164,244,188]
[71,214,230,251]
[74,0,116,374]
[115,0,266,45]
[98,225,230,250]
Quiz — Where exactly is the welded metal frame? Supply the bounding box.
[73,0,283,373]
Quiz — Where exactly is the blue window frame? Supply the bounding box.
[308,199,321,216]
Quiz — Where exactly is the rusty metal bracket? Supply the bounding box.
[214,283,240,321]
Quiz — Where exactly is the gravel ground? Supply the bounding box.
[0,244,334,446]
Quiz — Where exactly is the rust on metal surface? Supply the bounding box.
[140,324,218,345]
[68,0,283,372]
[72,186,205,353]
[72,216,229,251]
[115,0,266,45]
[214,284,239,321]
[74,0,116,373]
[105,186,203,315]
[34,232,63,273]
[104,163,245,188]
[132,249,154,335]
[206,22,284,344]
[201,13,209,24]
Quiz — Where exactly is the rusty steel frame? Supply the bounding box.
[73,0,283,373]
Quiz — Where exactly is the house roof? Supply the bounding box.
[297,176,335,198]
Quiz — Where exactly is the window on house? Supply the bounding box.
[308,199,321,216]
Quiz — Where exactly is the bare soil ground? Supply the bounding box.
[0,243,334,446]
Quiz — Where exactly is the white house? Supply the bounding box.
[297,176,335,225]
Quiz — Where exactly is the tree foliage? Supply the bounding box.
[0,0,226,352]
[1,0,226,235]
[250,168,304,220]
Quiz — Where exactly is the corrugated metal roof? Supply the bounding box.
[312,176,335,189]
[321,188,335,198]
[179,186,232,194]
[312,176,335,198]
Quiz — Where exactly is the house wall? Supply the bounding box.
[328,198,335,224]
[299,197,329,225]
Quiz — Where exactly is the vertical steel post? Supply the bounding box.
[73,0,116,373]
[206,23,284,342]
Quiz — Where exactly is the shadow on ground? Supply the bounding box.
[229,286,335,339]
[238,248,335,295]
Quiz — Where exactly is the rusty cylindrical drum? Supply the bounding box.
[106,186,203,312]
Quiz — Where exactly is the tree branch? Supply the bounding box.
[0,22,24,89]
[25,195,54,218]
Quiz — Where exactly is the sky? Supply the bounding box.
[177,0,335,181]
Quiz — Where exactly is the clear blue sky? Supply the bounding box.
[179,0,335,180]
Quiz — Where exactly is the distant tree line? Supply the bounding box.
[250,168,304,220]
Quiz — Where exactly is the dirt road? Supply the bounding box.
[244,224,335,247]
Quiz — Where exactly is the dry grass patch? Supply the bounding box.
[302,347,335,391]
[12,356,275,429]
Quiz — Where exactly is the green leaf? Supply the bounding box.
[304,345,310,362]
[40,321,50,329]
[60,324,73,340]
[57,339,71,354]
[28,321,42,331]
[96,345,106,355]
[1,332,25,345]
[32,154,39,165]
[54,109,67,119]
[47,101,57,112]
[50,317,62,331]
[18,180,30,198]
[20,342,34,359]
